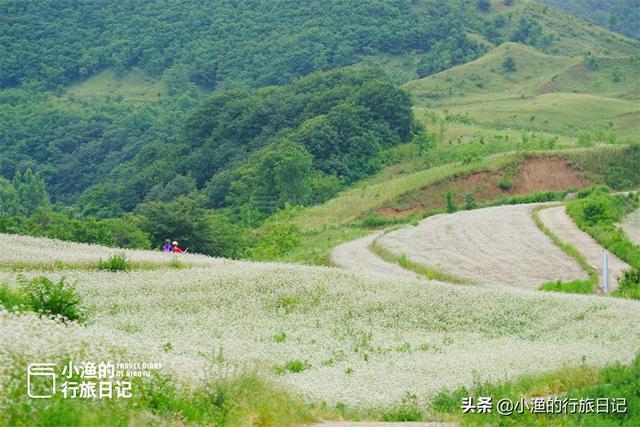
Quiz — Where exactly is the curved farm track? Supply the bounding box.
[537,206,630,291]
[331,232,420,280]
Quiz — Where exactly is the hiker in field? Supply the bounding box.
[162,239,173,252]
[172,241,184,254]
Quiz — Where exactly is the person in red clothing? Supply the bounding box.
[172,241,183,254]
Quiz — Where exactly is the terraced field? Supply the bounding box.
[376,204,587,289]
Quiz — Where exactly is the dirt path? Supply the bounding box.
[537,206,630,291]
[331,233,420,280]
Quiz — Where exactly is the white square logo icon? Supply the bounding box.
[27,363,56,398]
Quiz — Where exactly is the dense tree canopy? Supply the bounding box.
[538,0,640,38]
[0,0,481,89]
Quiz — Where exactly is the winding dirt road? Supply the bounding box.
[331,232,420,280]
[537,206,630,291]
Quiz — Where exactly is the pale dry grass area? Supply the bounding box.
[3,235,640,410]
[622,209,640,245]
[377,204,588,289]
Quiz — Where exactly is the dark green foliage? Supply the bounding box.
[615,268,640,300]
[136,196,245,257]
[190,68,414,214]
[476,0,491,12]
[538,0,640,38]
[2,276,86,322]
[0,0,482,89]
[0,170,49,216]
[464,194,477,210]
[446,192,457,213]
[97,253,130,272]
[502,55,517,72]
[0,209,150,249]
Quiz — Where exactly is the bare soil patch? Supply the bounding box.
[377,157,590,218]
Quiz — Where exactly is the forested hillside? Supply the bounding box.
[1,0,638,256]
[0,0,481,89]
[538,0,640,38]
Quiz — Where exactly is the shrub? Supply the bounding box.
[464,194,477,210]
[0,283,29,311]
[445,192,457,213]
[498,178,513,191]
[614,269,640,300]
[16,276,85,322]
[97,253,130,271]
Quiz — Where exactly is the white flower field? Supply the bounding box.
[377,204,589,289]
[2,232,640,411]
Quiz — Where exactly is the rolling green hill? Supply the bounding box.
[537,0,640,39]
[405,41,640,138]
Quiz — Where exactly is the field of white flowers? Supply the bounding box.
[2,234,640,410]
[622,208,640,245]
[377,204,589,289]
[0,233,220,267]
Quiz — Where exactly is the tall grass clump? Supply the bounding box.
[97,253,131,271]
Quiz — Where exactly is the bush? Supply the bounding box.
[97,253,130,271]
[614,269,640,300]
[0,283,29,311]
[446,192,457,213]
[464,194,477,210]
[14,276,85,322]
[498,178,513,191]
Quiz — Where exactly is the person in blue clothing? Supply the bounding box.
[162,239,173,252]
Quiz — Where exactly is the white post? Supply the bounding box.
[602,250,609,295]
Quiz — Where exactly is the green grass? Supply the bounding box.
[532,205,598,294]
[369,238,472,285]
[566,191,640,269]
[66,68,168,101]
[405,33,640,138]
[3,368,320,427]
[432,351,640,425]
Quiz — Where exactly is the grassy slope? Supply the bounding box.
[488,0,639,57]
[405,40,640,138]
[66,68,168,101]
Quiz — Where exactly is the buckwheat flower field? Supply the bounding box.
[378,204,588,289]
[2,234,640,411]
[0,233,220,267]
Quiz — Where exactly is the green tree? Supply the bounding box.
[12,169,50,216]
[502,56,517,72]
[0,178,21,216]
